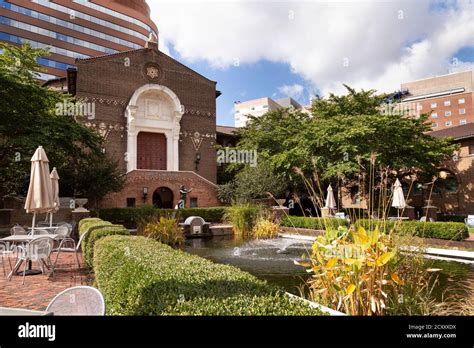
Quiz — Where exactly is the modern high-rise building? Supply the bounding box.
[234,96,304,127]
[0,0,158,80]
[399,70,473,131]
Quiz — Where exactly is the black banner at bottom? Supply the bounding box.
[0,316,472,347]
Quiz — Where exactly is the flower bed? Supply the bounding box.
[93,234,324,316]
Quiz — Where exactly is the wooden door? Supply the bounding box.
[137,132,167,170]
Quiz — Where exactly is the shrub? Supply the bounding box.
[78,217,103,231]
[224,203,263,238]
[354,219,469,241]
[82,225,129,268]
[252,219,280,239]
[98,207,227,227]
[93,235,324,316]
[280,216,348,230]
[141,216,184,246]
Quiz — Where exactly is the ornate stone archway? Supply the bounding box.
[125,84,184,173]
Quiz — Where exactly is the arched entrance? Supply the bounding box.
[152,187,174,208]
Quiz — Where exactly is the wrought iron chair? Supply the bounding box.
[10,225,27,235]
[0,241,15,277]
[9,237,54,285]
[52,225,80,270]
[46,286,105,315]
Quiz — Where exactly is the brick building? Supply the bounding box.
[400,70,473,131]
[428,123,474,215]
[67,36,222,208]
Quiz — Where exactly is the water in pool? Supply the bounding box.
[184,236,474,302]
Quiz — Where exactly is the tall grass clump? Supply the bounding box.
[224,203,263,239]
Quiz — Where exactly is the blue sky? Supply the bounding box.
[167,44,314,126]
[150,0,474,127]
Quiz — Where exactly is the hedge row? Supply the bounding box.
[280,216,348,230]
[97,207,227,227]
[78,218,129,267]
[354,219,469,241]
[93,235,324,316]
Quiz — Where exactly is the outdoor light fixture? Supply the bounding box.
[142,187,148,202]
[195,153,201,170]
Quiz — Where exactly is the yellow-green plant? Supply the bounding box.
[298,225,404,315]
[142,216,184,246]
[252,219,280,239]
[224,203,262,239]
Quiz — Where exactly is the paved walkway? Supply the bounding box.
[0,252,92,311]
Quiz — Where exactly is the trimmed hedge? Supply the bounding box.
[93,235,324,316]
[354,219,469,241]
[280,216,348,230]
[98,207,227,227]
[78,218,129,268]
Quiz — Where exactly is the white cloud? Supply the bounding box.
[278,83,304,99]
[149,0,474,96]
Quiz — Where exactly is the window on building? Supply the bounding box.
[431,122,438,128]
[460,119,467,125]
[459,98,465,104]
[262,105,268,109]
[235,110,240,114]
[445,111,451,117]
[251,107,255,111]
[126,198,136,208]
[459,108,466,114]
[444,100,451,106]
[430,102,437,108]
[431,112,438,118]
[190,197,198,208]
[469,144,474,155]
[416,104,423,111]
[445,121,452,127]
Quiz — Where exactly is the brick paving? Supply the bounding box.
[0,252,93,311]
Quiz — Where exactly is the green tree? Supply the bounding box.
[236,85,457,197]
[218,160,287,204]
[0,43,124,205]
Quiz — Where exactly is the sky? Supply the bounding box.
[148,0,474,126]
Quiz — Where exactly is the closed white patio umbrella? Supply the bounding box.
[324,185,337,215]
[49,167,60,227]
[24,146,54,234]
[391,179,406,219]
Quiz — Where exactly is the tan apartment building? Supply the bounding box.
[234,96,302,127]
[400,70,473,131]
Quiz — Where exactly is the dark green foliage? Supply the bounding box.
[78,218,128,267]
[0,43,123,204]
[280,216,348,230]
[98,207,227,228]
[93,235,324,316]
[354,219,469,241]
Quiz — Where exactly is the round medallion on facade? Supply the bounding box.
[143,63,163,82]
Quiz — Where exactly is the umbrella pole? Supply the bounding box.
[31,212,36,235]
[50,212,53,228]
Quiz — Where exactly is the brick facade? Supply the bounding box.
[74,43,221,208]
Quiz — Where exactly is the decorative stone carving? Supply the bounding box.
[143,62,163,82]
[84,121,125,141]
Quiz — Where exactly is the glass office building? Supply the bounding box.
[0,0,158,80]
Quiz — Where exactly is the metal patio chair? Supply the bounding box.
[9,237,54,285]
[0,241,15,277]
[10,225,27,235]
[52,225,80,270]
[46,286,105,315]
